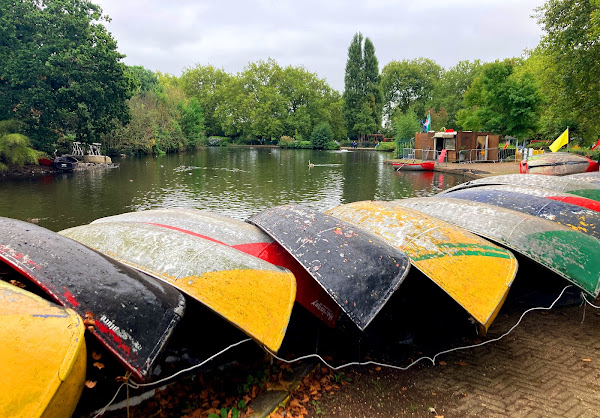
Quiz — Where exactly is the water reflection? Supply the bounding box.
[0,148,466,231]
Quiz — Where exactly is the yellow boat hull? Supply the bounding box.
[0,281,86,417]
[326,201,518,331]
[60,222,296,352]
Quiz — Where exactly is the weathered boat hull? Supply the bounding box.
[53,156,79,171]
[325,201,517,331]
[90,208,341,327]
[60,221,296,352]
[392,197,600,296]
[520,152,599,175]
[83,155,112,164]
[393,161,435,171]
[0,217,185,382]
[441,174,600,202]
[248,205,411,330]
[445,184,600,213]
[0,280,86,418]
[565,171,600,185]
[443,187,600,239]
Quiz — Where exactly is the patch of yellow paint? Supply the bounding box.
[0,281,86,418]
[326,201,518,331]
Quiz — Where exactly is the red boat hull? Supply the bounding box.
[393,161,435,171]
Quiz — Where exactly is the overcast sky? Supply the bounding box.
[94,0,547,92]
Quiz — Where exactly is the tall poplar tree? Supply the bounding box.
[363,38,383,129]
[342,33,364,139]
[342,33,383,140]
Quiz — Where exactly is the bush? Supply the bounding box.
[376,142,396,152]
[0,120,40,170]
[310,122,333,149]
[0,133,40,170]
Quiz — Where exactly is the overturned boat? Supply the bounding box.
[0,280,86,417]
[392,198,600,297]
[60,221,296,352]
[441,174,600,202]
[0,217,185,382]
[325,201,517,332]
[89,208,341,328]
[442,187,600,239]
[248,205,411,331]
[520,152,599,176]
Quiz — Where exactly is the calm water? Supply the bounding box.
[0,147,466,232]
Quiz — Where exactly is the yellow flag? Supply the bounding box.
[549,128,568,152]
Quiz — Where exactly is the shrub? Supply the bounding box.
[376,142,396,152]
[310,122,333,149]
[0,120,40,170]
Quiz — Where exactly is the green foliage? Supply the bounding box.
[381,58,443,128]
[126,65,160,95]
[456,60,541,139]
[102,73,204,155]
[342,33,382,139]
[394,108,421,141]
[0,0,131,150]
[534,0,600,143]
[376,142,396,152]
[431,60,483,129]
[311,122,334,149]
[0,120,40,169]
[212,59,341,142]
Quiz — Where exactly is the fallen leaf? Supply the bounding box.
[289,399,303,409]
[456,361,468,366]
[583,358,592,362]
[9,280,26,288]
[439,361,447,366]
[93,362,105,370]
[375,366,381,371]
[91,351,102,360]
[85,380,97,389]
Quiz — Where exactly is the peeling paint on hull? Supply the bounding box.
[442,174,600,202]
[60,221,296,352]
[325,201,517,332]
[0,217,185,382]
[565,171,600,185]
[248,205,411,331]
[392,198,600,297]
[0,281,86,417]
[443,184,600,213]
[90,208,341,327]
[443,188,600,239]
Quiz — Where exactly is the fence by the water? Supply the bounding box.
[400,147,544,163]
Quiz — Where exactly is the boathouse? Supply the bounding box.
[415,131,500,163]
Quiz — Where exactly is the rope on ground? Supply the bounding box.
[95,284,589,415]
[267,284,576,371]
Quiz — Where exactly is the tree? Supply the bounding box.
[363,38,384,129]
[342,33,365,139]
[342,33,382,140]
[180,65,231,136]
[393,109,421,141]
[381,58,443,128]
[456,60,541,139]
[432,60,482,129]
[310,122,333,149]
[534,0,600,142]
[0,0,132,150]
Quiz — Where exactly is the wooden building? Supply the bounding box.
[415,131,500,163]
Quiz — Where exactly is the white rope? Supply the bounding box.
[128,337,253,389]
[93,383,126,418]
[267,285,575,370]
[582,292,600,309]
[96,284,580,415]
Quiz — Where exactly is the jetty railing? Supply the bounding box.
[401,148,542,163]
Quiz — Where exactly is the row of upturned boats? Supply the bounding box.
[1,170,600,416]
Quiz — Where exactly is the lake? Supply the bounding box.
[0,147,466,232]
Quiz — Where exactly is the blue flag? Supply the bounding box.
[422,112,431,132]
